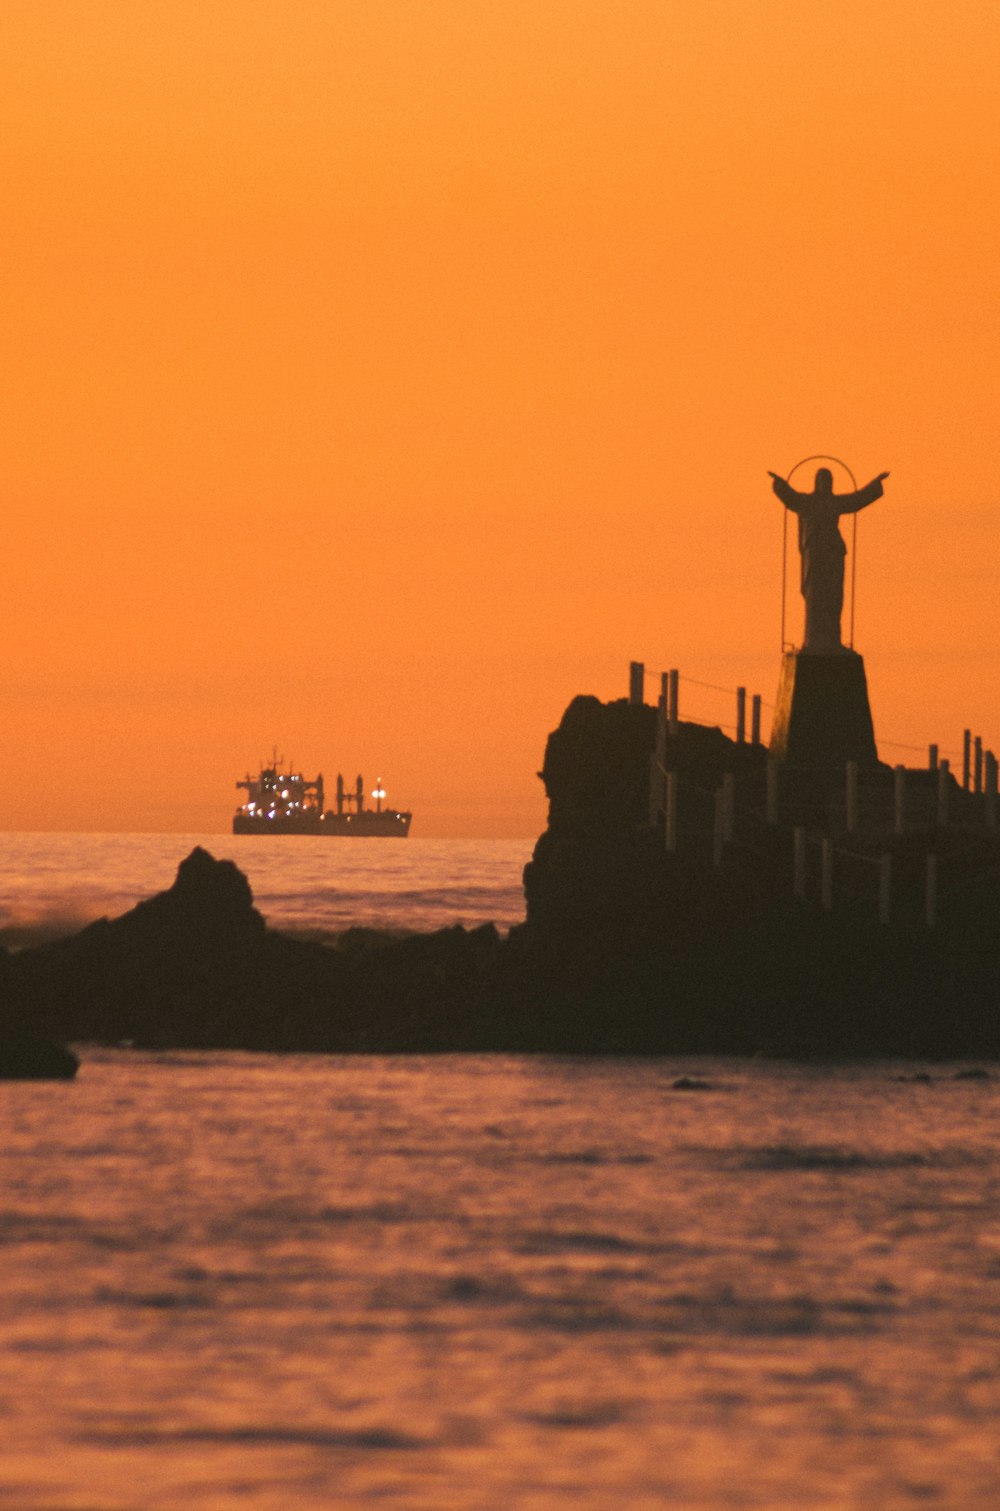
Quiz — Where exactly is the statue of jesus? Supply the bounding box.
[769,466,889,652]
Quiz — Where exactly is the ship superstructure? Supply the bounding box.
[233,754,411,836]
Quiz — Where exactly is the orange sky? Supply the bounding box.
[2,1,998,834]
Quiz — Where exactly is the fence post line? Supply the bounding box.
[713,788,724,869]
[925,853,938,928]
[928,743,938,773]
[846,761,859,835]
[736,687,746,745]
[722,773,736,842]
[793,827,806,900]
[668,669,679,736]
[629,661,645,705]
[766,758,779,826]
[879,854,892,925]
[821,838,833,912]
[666,772,678,852]
[963,728,971,790]
[894,765,906,836]
[974,736,983,795]
[937,758,950,828]
[751,694,762,747]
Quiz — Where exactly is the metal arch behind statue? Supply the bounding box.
[779,454,860,653]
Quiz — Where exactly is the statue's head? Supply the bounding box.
[814,467,834,495]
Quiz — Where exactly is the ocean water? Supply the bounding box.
[2,1054,1000,1509]
[0,834,532,947]
[3,841,1000,1506]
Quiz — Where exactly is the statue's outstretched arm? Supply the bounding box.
[768,472,805,512]
[838,472,889,515]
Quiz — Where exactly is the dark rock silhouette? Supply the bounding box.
[2,846,507,1053]
[0,1036,79,1080]
[518,694,1000,1057]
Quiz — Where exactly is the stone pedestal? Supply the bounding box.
[769,650,878,769]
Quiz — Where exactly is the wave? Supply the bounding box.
[85,1424,428,1451]
[0,835,529,946]
[0,906,104,950]
[0,888,525,951]
[724,1144,989,1173]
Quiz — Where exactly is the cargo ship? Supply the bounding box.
[233,756,411,837]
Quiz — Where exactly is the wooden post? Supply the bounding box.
[766,758,779,825]
[928,743,938,773]
[666,772,678,852]
[846,761,859,835]
[713,788,724,868]
[963,728,971,790]
[925,853,938,928]
[974,736,983,795]
[668,669,679,736]
[722,773,735,842]
[821,838,833,912]
[793,826,806,900]
[894,764,906,836]
[659,671,669,712]
[879,853,892,925]
[986,753,997,831]
[650,699,667,826]
[629,661,644,705]
[937,758,950,828]
[736,687,746,745]
[648,753,661,827]
[751,694,762,747]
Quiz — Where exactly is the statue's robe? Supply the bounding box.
[773,475,883,651]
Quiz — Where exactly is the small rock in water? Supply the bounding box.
[954,1067,991,1081]
[0,1038,79,1080]
[894,1072,933,1084]
[670,1076,713,1092]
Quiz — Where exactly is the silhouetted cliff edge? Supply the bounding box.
[519,695,1000,1055]
[3,697,999,1056]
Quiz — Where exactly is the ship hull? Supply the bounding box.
[233,810,411,838]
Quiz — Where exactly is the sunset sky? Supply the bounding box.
[3,1,998,835]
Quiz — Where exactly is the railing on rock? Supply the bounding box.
[627,659,999,930]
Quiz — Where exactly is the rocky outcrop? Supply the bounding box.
[2,847,508,1054]
[0,1036,78,1079]
[519,694,1000,1056]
